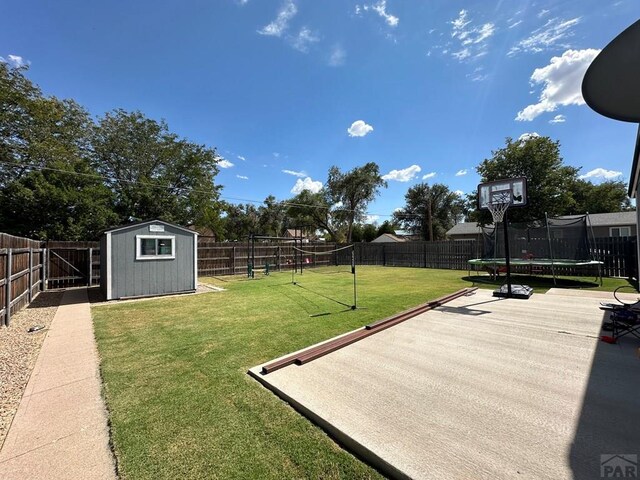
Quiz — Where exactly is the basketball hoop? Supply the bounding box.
[487,191,511,224]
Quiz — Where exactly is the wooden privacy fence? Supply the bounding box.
[197,239,343,276]
[46,241,100,289]
[1,232,637,326]
[593,236,637,279]
[346,240,481,270]
[0,233,45,327]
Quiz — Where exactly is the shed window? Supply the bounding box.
[136,236,175,260]
[610,227,631,238]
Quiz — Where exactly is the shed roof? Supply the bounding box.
[103,219,197,236]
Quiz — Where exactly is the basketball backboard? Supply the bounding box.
[477,177,527,210]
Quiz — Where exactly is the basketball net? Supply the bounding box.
[487,192,511,224]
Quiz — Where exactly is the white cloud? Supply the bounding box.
[518,132,540,142]
[290,27,319,52]
[508,20,523,29]
[382,165,421,182]
[455,169,468,176]
[258,0,297,37]
[237,155,246,161]
[347,120,374,137]
[515,49,600,121]
[273,152,280,157]
[282,169,306,177]
[0,54,27,68]
[538,9,550,18]
[236,175,249,180]
[291,177,323,194]
[454,190,465,196]
[365,214,379,224]
[355,1,398,27]
[453,48,471,60]
[219,159,235,168]
[508,17,580,56]
[549,114,566,124]
[422,172,436,179]
[449,10,495,62]
[579,168,622,180]
[372,0,399,27]
[467,67,488,82]
[328,45,346,66]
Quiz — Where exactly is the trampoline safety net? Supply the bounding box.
[482,215,594,262]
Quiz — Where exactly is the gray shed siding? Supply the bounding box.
[105,222,196,300]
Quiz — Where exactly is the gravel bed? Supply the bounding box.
[0,291,63,448]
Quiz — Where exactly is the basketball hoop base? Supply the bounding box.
[493,284,533,299]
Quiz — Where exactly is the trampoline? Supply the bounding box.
[468,214,603,285]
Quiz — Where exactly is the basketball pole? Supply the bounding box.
[351,244,357,310]
[503,208,513,297]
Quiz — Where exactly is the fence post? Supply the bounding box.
[5,249,12,327]
[88,247,93,286]
[28,248,33,302]
[423,242,427,268]
[232,246,236,276]
[382,244,386,266]
[43,248,48,291]
[277,245,281,271]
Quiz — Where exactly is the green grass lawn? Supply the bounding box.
[92,266,633,479]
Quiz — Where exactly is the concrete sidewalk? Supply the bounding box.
[0,288,116,480]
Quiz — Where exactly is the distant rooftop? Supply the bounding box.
[446,211,637,236]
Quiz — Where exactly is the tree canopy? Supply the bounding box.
[0,64,222,240]
[394,183,464,240]
[467,135,633,224]
[326,162,386,242]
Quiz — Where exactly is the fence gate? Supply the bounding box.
[46,247,100,289]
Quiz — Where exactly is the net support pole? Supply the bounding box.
[351,244,357,309]
[544,212,557,286]
[586,212,603,286]
[503,210,513,297]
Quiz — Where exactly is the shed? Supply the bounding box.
[100,219,198,300]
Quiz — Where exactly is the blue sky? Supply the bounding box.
[2,0,638,223]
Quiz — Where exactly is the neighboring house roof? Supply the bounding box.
[446,212,638,237]
[103,219,196,236]
[187,225,215,237]
[371,233,407,243]
[577,211,636,226]
[284,229,310,238]
[446,223,483,236]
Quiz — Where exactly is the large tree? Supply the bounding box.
[92,109,221,226]
[470,136,580,224]
[286,189,338,241]
[394,183,464,241]
[220,202,259,241]
[467,136,634,224]
[0,63,117,239]
[326,162,386,242]
[257,195,287,237]
[568,179,632,214]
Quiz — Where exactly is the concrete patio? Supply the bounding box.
[251,288,640,480]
